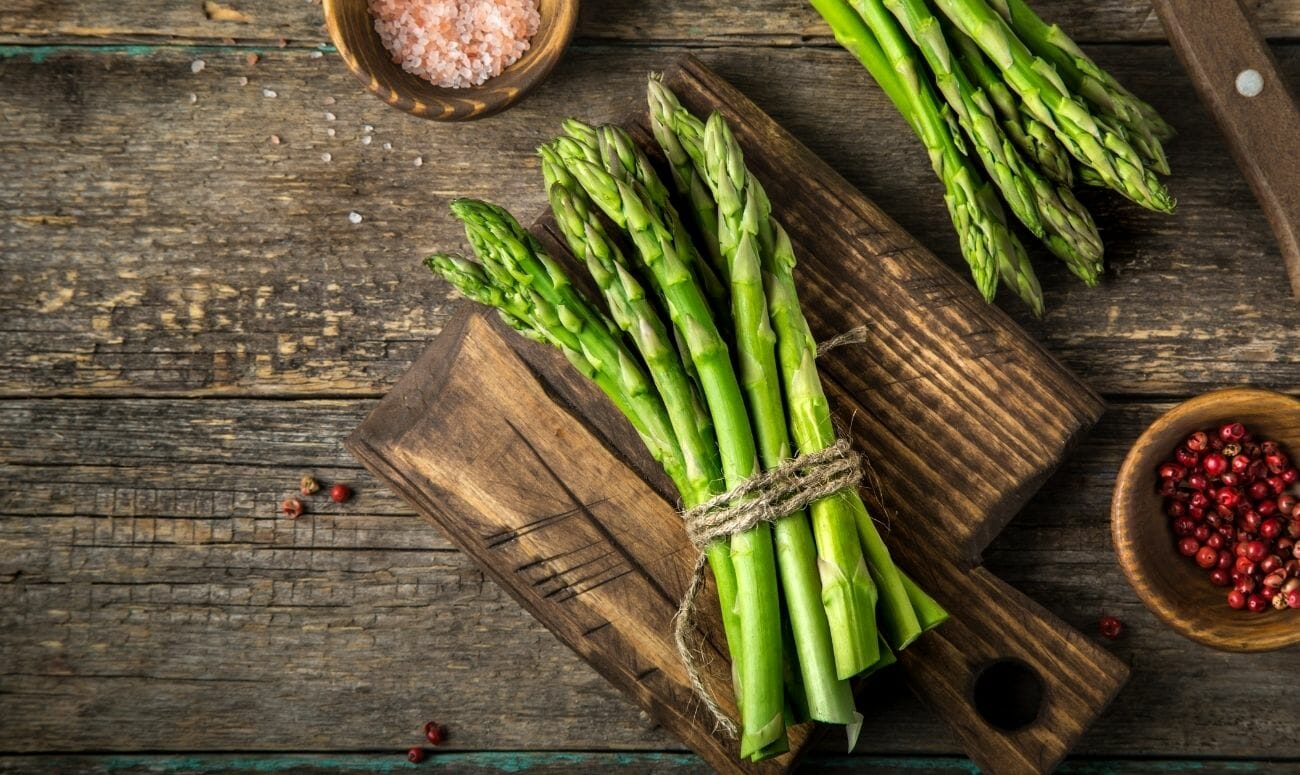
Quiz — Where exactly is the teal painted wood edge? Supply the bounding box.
[0,754,1286,773]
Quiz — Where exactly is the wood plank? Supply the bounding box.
[2,44,1299,398]
[0,753,1291,774]
[1,397,1296,757]
[2,0,1299,46]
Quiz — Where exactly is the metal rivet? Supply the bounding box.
[1235,68,1264,97]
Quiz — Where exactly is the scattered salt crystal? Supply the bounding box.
[191,59,205,73]
[361,136,372,145]
[188,93,198,104]
[238,76,249,86]
[413,156,423,167]
[363,124,374,133]
[321,152,332,162]
[326,128,336,137]
[382,142,392,150]
[323,96,336,105]
[348,211,363,224]
[367,0,541,89]
[324,111,336,121]
[309,50,324,59]
[263,88,278,98]
[270,134,281,144]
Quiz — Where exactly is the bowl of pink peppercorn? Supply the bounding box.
[1113,388,1300,652]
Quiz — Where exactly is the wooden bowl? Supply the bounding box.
[323,0,578,121]
[1112,388,1300,652]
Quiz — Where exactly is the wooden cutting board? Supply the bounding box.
[347,55,1128,775]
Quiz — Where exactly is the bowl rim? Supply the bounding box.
[322,0,579,121]
[1111,387,1299,652]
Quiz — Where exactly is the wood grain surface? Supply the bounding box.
[4,45,1300,398]
[3,0,1300,771]
[1,398,1294,758]
[2,0,1300,46]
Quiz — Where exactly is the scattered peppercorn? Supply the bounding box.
[330,483,352,503]
[406,746,426,763]
[423,721,445,745]
[281,497,304,519]
[300,474,321,496]
[1098,615,1123,640]
[1158,421,1300,612]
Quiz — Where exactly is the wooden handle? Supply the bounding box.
[900,565,1128,775]
[1152,0,1300,296]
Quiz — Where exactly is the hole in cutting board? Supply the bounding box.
[972,658,1045,731]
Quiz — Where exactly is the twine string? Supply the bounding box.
[673,439,863,737]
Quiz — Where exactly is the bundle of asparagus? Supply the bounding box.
[426,78,948,762]
[812,0,1175,312]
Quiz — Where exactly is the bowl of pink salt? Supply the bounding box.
[324,0,578,121]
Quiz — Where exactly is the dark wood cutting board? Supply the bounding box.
[347,55,1128,775]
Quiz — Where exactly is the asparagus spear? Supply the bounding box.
[874,0,1043,239]
[560,155,787,758]
[703,113,862,722]
[426,201,685,492]
[646,78,727,278]
[553,123,732,324]
[656,83,939,654]
[541,148,746,696]
[943,16,1073,186]
[877,0,1103,281]
[929,0,1174,213]
[814,0,1041,312]
[986,0,1174,170]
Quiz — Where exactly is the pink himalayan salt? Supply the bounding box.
[369,0,540,89]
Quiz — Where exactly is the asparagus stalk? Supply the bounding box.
[816,0,1041,312]
[426,202,685,492]
[986,0,1174,169]
[646,78,728,278]
[941,14,1072,186]
[765,222,931,650]
[541,148,746,697]
[875,0,1043,239]
[878,0,1103,282]
[703,113,861,722]
[929,0,1175,213]
[554,123,732,324]
[656,83,939,654]
[561,155,787,758]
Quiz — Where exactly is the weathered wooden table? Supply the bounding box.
[2,2,1298,773]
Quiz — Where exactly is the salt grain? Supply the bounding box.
[238,76,249,86]
[326,128,336,137]
[188,93,198,104]
[368,0,540,89]
[363,124,374,133]
[322,152,332,162]
[270,134,281,144]
[382,142,392,150]
[324,111,336,121]
[263,88,278,98]
[323,96,336,105]
[362,136,372,145]
[191,59,205,73]
[348,211,363,224]
[413,156,423,167]
[310,50,324,59]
